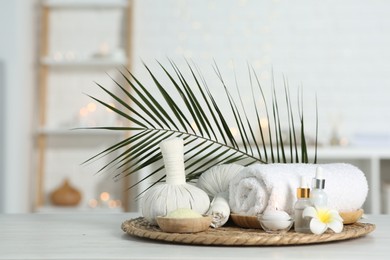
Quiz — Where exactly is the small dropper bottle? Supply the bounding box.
[294,176,312,233]
[310,167,328,207]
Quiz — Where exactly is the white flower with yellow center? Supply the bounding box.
[302,206,343,235]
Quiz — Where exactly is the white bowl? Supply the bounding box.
[258,215,294,233]
[156,215,212,233]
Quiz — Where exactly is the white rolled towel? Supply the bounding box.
[229,163,368,216]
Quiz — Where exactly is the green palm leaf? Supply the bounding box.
[82,61,318,191]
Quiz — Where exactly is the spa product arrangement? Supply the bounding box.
[132,137,374,244]
[82,62,374,244]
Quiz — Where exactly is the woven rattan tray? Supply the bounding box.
[121,217,375,246]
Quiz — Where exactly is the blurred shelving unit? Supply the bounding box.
[35,0,133,212]
[40,56,128,67]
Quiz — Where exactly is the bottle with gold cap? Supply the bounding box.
[294,176,312,233]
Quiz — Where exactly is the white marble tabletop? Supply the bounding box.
[0,213,387,260]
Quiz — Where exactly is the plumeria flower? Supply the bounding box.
[302,206,343,235]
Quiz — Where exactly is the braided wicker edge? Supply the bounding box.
[121,217,375,246]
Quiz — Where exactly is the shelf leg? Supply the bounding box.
[369,157,381,214]
[36,135,46,208]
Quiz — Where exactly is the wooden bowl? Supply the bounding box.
[156,215,212,233]
[339,209,364,224]
[230,213,262,229]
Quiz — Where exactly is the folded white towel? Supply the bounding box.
[229,163,368,215]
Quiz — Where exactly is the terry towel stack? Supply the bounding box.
[229,163,368,215]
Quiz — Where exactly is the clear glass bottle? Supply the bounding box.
[294,176,312,233]
[310,167,328,207]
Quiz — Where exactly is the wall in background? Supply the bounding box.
[131,0,390,147]
[0,61,4,212]
[0,0,36,213]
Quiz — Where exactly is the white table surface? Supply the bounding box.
[0,213,387,260]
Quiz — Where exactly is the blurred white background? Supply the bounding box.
[1,0,390,213]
